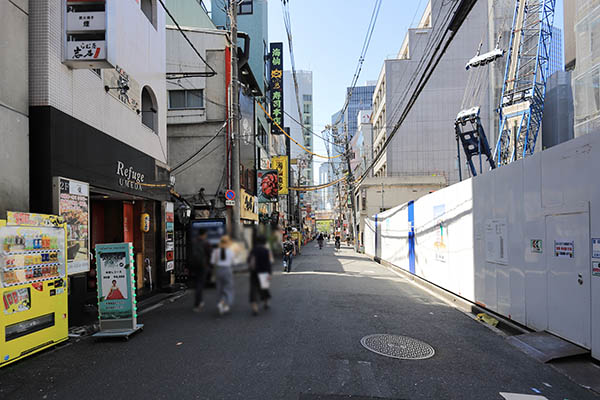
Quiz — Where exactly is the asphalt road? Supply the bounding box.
[1,241,598,400]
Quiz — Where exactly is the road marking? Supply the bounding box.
[499,393,548,400]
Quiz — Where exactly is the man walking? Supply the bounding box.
[283,235,295,273]
[190,229,210,312]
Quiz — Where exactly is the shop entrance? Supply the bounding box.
[89,189,159,301]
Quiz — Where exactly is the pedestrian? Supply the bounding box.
[282,235,295,272]
[211,235,235,315]
[248,235,273,315]
[189,229,209,312]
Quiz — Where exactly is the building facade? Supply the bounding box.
[344,83,376,140]
[284,70,314,184]
[573,0,600,137]
[28,0,171,325]
[0,0,29,216]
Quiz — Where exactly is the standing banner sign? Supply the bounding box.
[165,203,175,272]
[257,170,279,203]
[271,156,289,195]
[53,177,90,275]
[270,42,284,135]
[94,243,142,338]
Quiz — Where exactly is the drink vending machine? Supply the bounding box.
[0,212,68,367]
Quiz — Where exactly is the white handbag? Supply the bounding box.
[258,272,270,290]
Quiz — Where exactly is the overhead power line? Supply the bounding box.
[171,122,226,172]
[158,0,217,77]
[257,101,343,160]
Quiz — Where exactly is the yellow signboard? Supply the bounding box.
[272,156,289,195]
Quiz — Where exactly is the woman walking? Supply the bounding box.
[211,236,235,315]
[248,235,273,316]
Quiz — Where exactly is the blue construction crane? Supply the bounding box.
[495,0,556,166]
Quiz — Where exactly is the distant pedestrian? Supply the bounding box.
[211,235,235,315]
[248,235,273,315]
[190,229,209,312]
[282,235,295,272]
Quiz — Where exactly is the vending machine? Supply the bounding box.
[0,212,68,368]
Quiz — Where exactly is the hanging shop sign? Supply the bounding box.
[95,243,138,332]
[64,1,110,69]
[241,189,258,221]
[53,177,90,275]
[271,156,289,195]
[257,170,279,203]
[165,203,174,272]
[103,66,141,113]
[269,42,284,135]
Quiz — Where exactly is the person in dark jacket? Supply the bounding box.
[190,229,209,312]
[248,235,273,315]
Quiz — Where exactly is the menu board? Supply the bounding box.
[165,202,174,272]
[54,177,90,275]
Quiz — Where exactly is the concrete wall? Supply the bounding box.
[0,0,29,214]
[29,0,167,163]
[165,0,215,29]
[365,132,600,360]
[565,0,577,70]
[166,27,228,202]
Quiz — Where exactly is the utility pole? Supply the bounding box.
[229,0,241,239]
[344,125,359,252]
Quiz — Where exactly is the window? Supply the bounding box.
[141,0,157,28]
[239,0,253,15]
[303,95,312,101]
[303,103,311,114]
[168,90,204,109]
[141,86,158,133]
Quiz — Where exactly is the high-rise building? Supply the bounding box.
[344,84,376,140]
[284,70,314,185]
[548,26,564,76]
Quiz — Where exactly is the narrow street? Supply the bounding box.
[0,242,597,400]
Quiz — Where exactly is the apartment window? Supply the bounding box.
[141,0,157,28]
[141,86,158,133]
[303,94,312,102]
[239,0,253,15]
[303,103,311,113]
[168,90,204,109]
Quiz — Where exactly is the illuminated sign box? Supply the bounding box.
[63,0,111,69]
[66,11,106,31]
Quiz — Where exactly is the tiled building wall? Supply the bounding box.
[29,0,168,163]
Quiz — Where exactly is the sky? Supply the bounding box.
[267,0,564,184]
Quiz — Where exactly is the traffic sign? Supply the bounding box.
[225,190,236,200]
[225,200,235,207]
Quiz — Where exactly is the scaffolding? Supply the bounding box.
[494,0,556,166]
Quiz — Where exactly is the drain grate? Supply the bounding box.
[360,334,435,360]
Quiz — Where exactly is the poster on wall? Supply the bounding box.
[95,243,136,322]
[485,218,508,264]
[53,177,90,275]
[433,205,447,263]
[257,170,279,203]
[592,238,600,259]
[554,241,574,258]
[165,202,175,272]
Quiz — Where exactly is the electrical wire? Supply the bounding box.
[171,123,226,172]
[158,0,217,76]
[256,101,342,159]
[355,0,471,186]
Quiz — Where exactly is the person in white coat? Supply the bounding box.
[211,236,235,314]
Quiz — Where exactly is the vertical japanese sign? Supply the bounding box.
[95,243,137,326]
[271,156,289,195]
[165,202,175,272]
[53,177,90,275]
[270,42,284,135]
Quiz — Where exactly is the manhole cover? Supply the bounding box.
[360,334,435,360]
